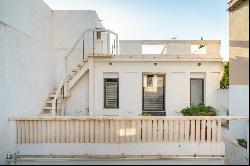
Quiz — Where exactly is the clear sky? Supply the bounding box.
[43,0,229,60]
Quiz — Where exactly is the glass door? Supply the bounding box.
[143,74,165,116]
[190,78,204,106]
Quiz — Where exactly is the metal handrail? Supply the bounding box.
[64,28,118,76]
[64,29,94,78]
[51,76,66,116]
[65,29,92,59]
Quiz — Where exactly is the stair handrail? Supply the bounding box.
[65,29,93,59]
[64,28,119,76]
[65,29,94,77]
[52,76,66,116]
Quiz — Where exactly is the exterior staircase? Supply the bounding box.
[40,59,89,116]
[39,28,116,116]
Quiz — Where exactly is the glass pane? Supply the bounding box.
[190,79,203,106]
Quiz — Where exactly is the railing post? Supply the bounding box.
[56,99,58,116]
[52,102,55,117]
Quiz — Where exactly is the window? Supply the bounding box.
[143,74,165,115]
[96,31,101,40]
[147,75,154,87]
[191,45,207,54]
[104,78,119,108]
[142,45,166,54]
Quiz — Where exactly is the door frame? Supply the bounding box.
[142,73,166,116]
[190,78,204,106]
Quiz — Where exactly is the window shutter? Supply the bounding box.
[104,79,119,108]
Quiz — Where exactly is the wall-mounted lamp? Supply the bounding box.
[198,62,202,66]
[109,62,112,65]
[154,62,158,66]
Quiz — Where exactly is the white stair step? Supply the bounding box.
[46,100,62,104]
[72,69,77,74]
[39,113,52,116]
[43,107,52,110]
[46,100,53,104]
[78,64,83,68]
[54,89,64,92]
[67,75,73,81]
[49,94,64,98]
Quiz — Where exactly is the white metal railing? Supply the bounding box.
[65,29,91,79]
[51,76,66,116]
[52,28,119,117]
[9,116,248,144]
[65,28,118,79]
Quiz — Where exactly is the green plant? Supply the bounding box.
[220,62,229,89]
[141,112,152,116]
[237,139,247,149]
[181,103,217,116]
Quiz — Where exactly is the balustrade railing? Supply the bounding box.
[9,116,248,144]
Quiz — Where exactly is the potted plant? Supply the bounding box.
[181,103,217,116]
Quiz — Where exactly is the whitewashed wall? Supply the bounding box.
[52,11,104,117]
[65,73,89,116]
[0,0,57,164]
[214,89,229,115]
[53,10,103,84]
[0,1,104,164]
[119,40,221,58]
[229,85,249,140]
[77,60,224,116]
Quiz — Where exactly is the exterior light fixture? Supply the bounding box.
[198,63,202,66]
[154,62,158,66]
[109,62,112,65]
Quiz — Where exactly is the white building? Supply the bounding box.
[1,0,247,165]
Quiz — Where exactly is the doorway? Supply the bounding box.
[190,78,204,106]
[142,74,165,116]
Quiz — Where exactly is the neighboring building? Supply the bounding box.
[1,0,243,165]
[222,0,249,164]
[228,0,249,140]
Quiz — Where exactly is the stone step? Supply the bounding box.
[39,113,52,116]
[49,94,64,98]
[43,107,52,110]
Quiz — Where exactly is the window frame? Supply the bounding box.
[104,78,119,109]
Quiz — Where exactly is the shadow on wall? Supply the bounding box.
[229,56,249,85]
